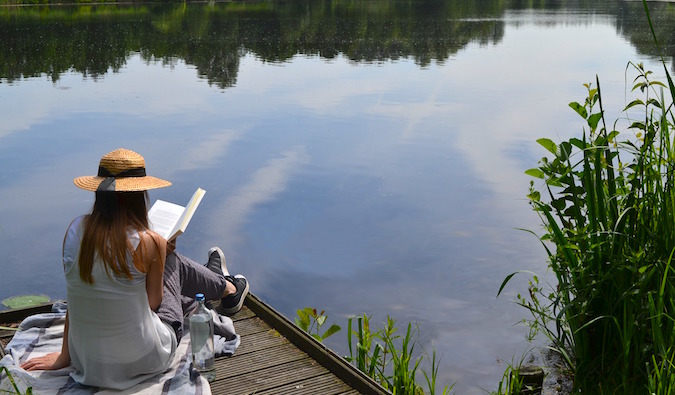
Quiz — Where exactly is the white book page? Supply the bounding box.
[170,188,206,240]
[148,200,185,240]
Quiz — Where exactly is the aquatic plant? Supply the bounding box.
[648,348,675,395]
[293,309,453,394]
[293,307,341,342]
[492,361,525,395]
[0,367,32,395]
[1,296,49,310]
[500,38,675,395]
[346,314,454,395]
[490,350,543,395]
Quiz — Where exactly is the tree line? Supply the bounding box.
[0,0,672,88]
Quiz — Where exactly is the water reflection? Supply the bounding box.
[2,1,672,86]
[1,1,674,394]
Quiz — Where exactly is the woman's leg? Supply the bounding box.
[155,250,229,342]
[173,251,230,301]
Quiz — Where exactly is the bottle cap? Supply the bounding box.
[195,293,205,301]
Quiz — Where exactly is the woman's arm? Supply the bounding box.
[20,311,71,371]
[136,231,166,311]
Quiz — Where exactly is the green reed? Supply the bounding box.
[500,51,675,393]
[346,314,454,395]
[648,348,675,395]
[492,362,524,395]
[0,367,32,395]
[293,308,453,394]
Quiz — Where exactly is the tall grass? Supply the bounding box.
[293,308,454,394]
[0,367,32,395]
[346,314,454,395]
[499,2,675,390]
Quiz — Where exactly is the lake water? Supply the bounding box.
[1,1,674,393]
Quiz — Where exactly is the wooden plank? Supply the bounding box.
[252,373,355,395]
[232,316,273,337]
[211,357,328,394]
[0,329,17,341]
[226,305,256,321]
[236,329,290,355]
[0,303,52,323]
[213,342,309,379]
[244,294,390,395]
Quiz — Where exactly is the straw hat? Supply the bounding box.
[74,148,172,192]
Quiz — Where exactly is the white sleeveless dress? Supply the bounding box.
[62,216,177,390]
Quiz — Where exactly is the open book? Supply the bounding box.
[148,188,206,241]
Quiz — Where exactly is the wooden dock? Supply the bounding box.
[1,293,390,395]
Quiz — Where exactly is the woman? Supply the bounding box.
[20,148,249,390]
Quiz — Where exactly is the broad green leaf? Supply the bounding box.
[322,324,342,339]
[2,295,50,309]
[551,198,566,211]
[587,113,603,130]
[525,168,545,179]
[546,178,563,187]
[629,121,646,130]
[623,99,644,111]
[295,309,310,330]
[646,98,662,109]
[559,141,573,161]
[527,191,541,201]
[317,315,327,326]
[632,81,647,92]
[607,130,620,142]
[537,138,558,155]
[569,102,587,119]
[570,137,586,150]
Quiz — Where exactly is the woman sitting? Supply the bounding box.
[20,148,249,390]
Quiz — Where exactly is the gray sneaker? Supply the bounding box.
[220,275,249,316]
[206,247,229,277]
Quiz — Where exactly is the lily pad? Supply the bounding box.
[2,295,50,309]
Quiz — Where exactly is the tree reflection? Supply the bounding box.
[0,0,672,87]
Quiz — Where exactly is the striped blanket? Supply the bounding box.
[0,303,236,394]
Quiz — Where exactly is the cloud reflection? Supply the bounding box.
[176,130,242,172]
[207,146,309,246]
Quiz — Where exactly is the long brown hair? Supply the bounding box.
[79,190,150,284]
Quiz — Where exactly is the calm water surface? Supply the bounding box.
[1,1,674,393]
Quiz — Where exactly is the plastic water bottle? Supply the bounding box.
[189,293,215,381]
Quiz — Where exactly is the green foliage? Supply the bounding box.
[648,348,675,395]
[346,314,454,395]
[499,4,675,391]
[0,367,32,395]
[500,56,675,393]
[492,362,525,395]
[422,350,453,395]
[1,296,49,310]
[294,307,341,343]
[0,0,510,86]
[294,309,453,393]
[491,352,544,395]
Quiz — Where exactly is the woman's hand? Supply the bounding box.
[20,352,70,371]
